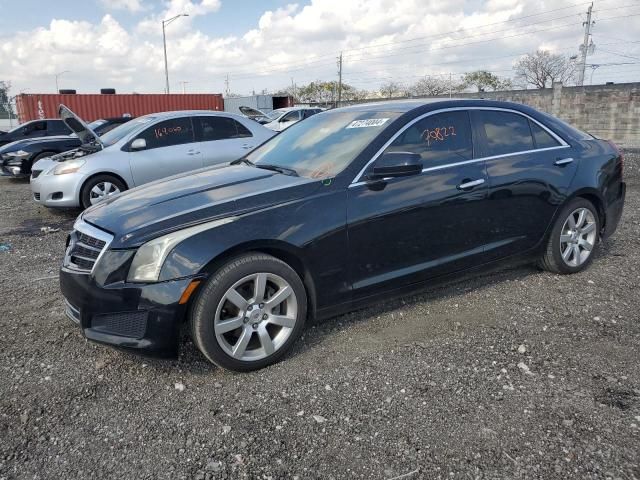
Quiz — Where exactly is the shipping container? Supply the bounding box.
[223,95,294,116]
[16,93,224,123]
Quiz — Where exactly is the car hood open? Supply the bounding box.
[82,164,321,248]
[59,104,103,149]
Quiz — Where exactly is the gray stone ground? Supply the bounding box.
[0,154,638,479]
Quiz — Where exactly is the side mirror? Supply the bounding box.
[130,138,147,151]
[370,152,422,179]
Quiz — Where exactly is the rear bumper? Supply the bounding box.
[603,182,626,239]
[59,268,197,357]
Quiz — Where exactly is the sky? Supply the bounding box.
[0,0,639,97]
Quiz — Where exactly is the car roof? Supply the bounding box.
[335,98,535,113]
[137,110,247,120]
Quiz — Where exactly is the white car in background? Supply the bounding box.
[239,106,323,131]
[31,105,275,209]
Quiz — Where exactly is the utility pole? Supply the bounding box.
[576,3,595,86]
[336,52,343,108]
[179,81,189,94]
[224,74,230,97]
[449,73,452,98]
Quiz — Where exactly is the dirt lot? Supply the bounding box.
[0,155,639,480]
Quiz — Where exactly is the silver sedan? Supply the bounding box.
[31,107,275,209]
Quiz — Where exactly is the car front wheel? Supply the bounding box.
[80,174,126,209]
[539,197,600,274]
[190,253,307,371]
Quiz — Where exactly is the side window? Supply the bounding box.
[135,117,195,150]
[529,120,561,149]
[198,116,252,141]
[48,120,71,134]
[25,121,46,133]
[475,111,534,157]
[302,109,317,119]
[384,111,473,165]
[281,111,300,122]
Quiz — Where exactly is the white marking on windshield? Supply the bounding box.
[346,118,389,129]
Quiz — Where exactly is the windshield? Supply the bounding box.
[266,109,288,120]
[246,110,400,179]
[100,116,155,147]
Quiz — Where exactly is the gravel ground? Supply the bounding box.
[0,154,639,480]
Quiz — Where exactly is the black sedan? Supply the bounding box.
[0,118,71,147]
[0,117,132,177]
[59,99,625,371]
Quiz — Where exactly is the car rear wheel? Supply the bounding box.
[190,253,307,371]
[80,174,126,209]
[538,198,600,274]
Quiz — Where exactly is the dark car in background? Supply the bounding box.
[0,119,72,147]
[59,99,625,372]
[0,117,133,177]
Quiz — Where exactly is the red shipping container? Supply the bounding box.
[16,93,224,123]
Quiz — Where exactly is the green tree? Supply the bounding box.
[0,81,13,119]
[460,71,512,92]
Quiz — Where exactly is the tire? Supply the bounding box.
[538,197,600,274]
[190,253,307,372]
[80,174,126,209]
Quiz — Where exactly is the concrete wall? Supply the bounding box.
[433,82,640,148]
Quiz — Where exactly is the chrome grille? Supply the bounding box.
[63,220,113,274]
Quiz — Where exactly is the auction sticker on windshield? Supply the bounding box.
[346,118,389,129]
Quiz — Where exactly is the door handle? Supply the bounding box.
[187,150,201,155]
[554,157,574,166]
[241,144,254,149]
[457,178,485,190]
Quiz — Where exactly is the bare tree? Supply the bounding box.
[379,81,404,98]
[514,50,576,89]
[409,77,460,96]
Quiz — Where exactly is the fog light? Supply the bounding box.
[52,192,63,200]
[8,166,21,175]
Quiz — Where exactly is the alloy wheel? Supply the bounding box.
[89,181,121,205]
[559,207,597,267]
[214,273,298,361]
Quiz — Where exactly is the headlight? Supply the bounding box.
[50,159,86,175]
[5,150,29,157]
[127,217,234,283]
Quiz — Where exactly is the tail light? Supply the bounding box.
[607,140,624,178]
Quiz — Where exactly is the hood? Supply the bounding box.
[82,164,321,248]
[239,106,268,118]
[59,104,103,148]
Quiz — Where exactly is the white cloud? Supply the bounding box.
[100,0,147,13]
[1,0,638,96]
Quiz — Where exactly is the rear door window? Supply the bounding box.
[383,110,473,167]
[529,120,561,149]
[136,117,195,150]
[474,111,534,157]
[197,116,252,141]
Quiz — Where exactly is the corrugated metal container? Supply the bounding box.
[223,95,274,115]
[223,95,294,115]
[16,93,224,123]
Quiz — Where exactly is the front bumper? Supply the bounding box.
[31,170,84,207]
[60,267,197,357]
[0,156,31,177]
[603,181,626,239]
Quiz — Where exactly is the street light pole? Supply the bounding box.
[54,70,70,93]
[162,13,188,94]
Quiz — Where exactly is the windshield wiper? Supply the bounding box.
[231,157,254,166]
[255,164,299,177]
